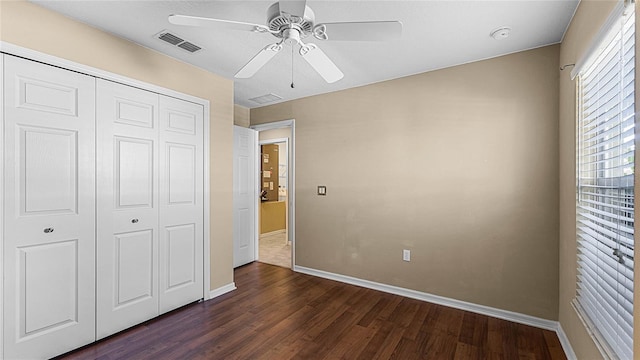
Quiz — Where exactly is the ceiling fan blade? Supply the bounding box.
[278,0,307,18]
[168,14,268,33]
[235,43,283,79]
[299,44,344,83]
[313,21,403,41]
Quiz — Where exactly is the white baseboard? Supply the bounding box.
[556,323,577,360]
[294,265,557,330]
[294,265,568,335]
[208,282,236,300]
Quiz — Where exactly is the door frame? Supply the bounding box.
[0,42,213,309]
[251,120,296,267]
[0,52,4,359]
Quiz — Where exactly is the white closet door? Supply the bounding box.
[158,95,204,313]
[96,79,159,339]
[2,55,96,359]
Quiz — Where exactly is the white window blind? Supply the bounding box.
[576,5,635,360]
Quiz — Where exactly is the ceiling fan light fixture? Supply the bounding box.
[490,26,511,40]
[282,27,302,45]
[169,0,402,83]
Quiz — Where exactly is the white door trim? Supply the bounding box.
[250,120,295,268]
[0,41,212,301]
[202,98,211,300]
[0,53,5,360]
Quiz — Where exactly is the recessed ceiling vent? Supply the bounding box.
[249,93,283,105]
[177,42,201,53]
[155,30,202,53]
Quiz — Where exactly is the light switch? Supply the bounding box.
[403,249,411,262]
[317,186,326,196]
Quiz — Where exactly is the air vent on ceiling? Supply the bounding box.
[177,42,201,53]
[158,32,183,45]
[249,93,283,105]
[155,30,202,53]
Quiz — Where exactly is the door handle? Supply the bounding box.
[43,227,54,233]
[131,219,139,224]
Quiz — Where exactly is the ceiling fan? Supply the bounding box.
[168,0,402,83]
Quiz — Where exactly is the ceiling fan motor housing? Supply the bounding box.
[267,2,315,40]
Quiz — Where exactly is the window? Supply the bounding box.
[576,4,635,359]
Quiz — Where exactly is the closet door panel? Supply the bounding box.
[166,224,196,288]
[96,79,159,339]
[167,143,196,205]
[115,136,154,208]
[113,230,154,305]
[3,55,96,359]
[158,96,204,314]
[21,127,77,213]
[20,240,79,331]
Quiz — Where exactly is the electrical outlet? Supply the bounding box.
[403,249,411,262]
[317,186,326,196]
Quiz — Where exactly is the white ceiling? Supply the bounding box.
[30,0,579,108]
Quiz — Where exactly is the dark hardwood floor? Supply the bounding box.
[56,262,567,360]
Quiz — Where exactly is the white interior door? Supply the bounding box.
[2,55,96,359]
[233,126,257,267]
[96,79,159,339]
[158,95,204,313]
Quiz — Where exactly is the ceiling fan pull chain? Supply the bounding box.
[291,45,295,88]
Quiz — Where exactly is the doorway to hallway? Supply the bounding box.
[252,120,295,269]
[258,138,290,268]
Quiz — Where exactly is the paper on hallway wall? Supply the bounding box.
[263,170,271,178]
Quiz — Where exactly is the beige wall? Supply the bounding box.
[234,104,250,127]
[0,0,235,291]
[559,1,631,358]
[260,202,286,234]
[259,127,292,142]
[252,45,560,320]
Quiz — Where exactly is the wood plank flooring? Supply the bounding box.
[56,262,567,360]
